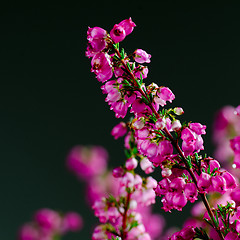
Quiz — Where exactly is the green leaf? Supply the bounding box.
[129,220,139,230]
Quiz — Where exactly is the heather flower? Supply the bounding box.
[86,27,108,57]
[140,157,154,174]
[34,209,61,231]
[111,122,127,139]
[110,24,126,43]
[197,172,211,193]
[125,157,138,170]
[134,49,151,64]
[118,17,136,35]
[62,212,83,232]
[155,87,175,107]
[66,145,108,180]
[91,52,113,82]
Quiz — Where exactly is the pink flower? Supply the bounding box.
[34,209,61,231]
[111,122,127,139]
[110,24,126,43]
[189,122,206,135]
[18,224,39,240]
[235,105,240,116]
[62,212,83,232]
[197,172,211,193]
[172,192,187,211]
[184,183,198,203]
[91,52,113,82]
[134,49,151,64]
[155,87,175,107]
[119,17,136,35]
[158,140,173,157]
[125,157,138,170]
[86,27,107,57]
[230,136,240,153]
[66,145,108,180]
[211,175,227,194]
[140,158,154,174]
[222,171,237,190]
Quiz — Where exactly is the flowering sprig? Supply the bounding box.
[86,18,238,239]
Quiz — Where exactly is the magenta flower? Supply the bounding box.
[125,157,138,170]
[189,122,206,135]
[134,49,151,64]
[18,224,39,240]
[86,27,108,57]
[34,209,61,231]
[110,24,126,43]
[66,145,108,180]
[155,87,175,107]
[197,172,211,193]
[111,122,127,139]
[119,17,136,35]
[62,212,83,232]
[91,52,113,82]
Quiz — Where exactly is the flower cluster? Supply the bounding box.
[18,208,83,240]
[85,18,240,240]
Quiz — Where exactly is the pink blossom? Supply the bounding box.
[197,172,211,193]
[230,136,240,153]
[235,105,240,116]
[119,17,136,35]
[66,145,108,180]
[222,171,237,189]
[140,157,154,174]
[134,66,149,79]
[125,157,138,170]
[155,87,175,107]
[189,122,206,135]
[62,212,83,232]
[184,183,198,203]
[18,224,39,240]
[34,209,61,231]
[225,232,240,240]
[172,192,187,211]
[173,107,184,115]
[112,167,125,178]
[158,140,173,157]
[110,24,126,43]
[110,100,129,118]
[211,175,227,194]
[91,52,113,82]
[111,122,127,139]
[86,27,107,57]
[134,49,151,64]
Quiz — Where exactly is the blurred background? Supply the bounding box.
[1,2,240,239]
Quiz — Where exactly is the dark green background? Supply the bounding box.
[1,2,240,239]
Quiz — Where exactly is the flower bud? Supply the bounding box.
[134,49,151,64]
[125,157,138,170]
[173,107,184,115]
[112,167,124,178]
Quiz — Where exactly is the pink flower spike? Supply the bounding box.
[110,24,126,43]
[111,122,127,139]
[119,17,136,35]
[230,136,240,153]
[134,49,151,64]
